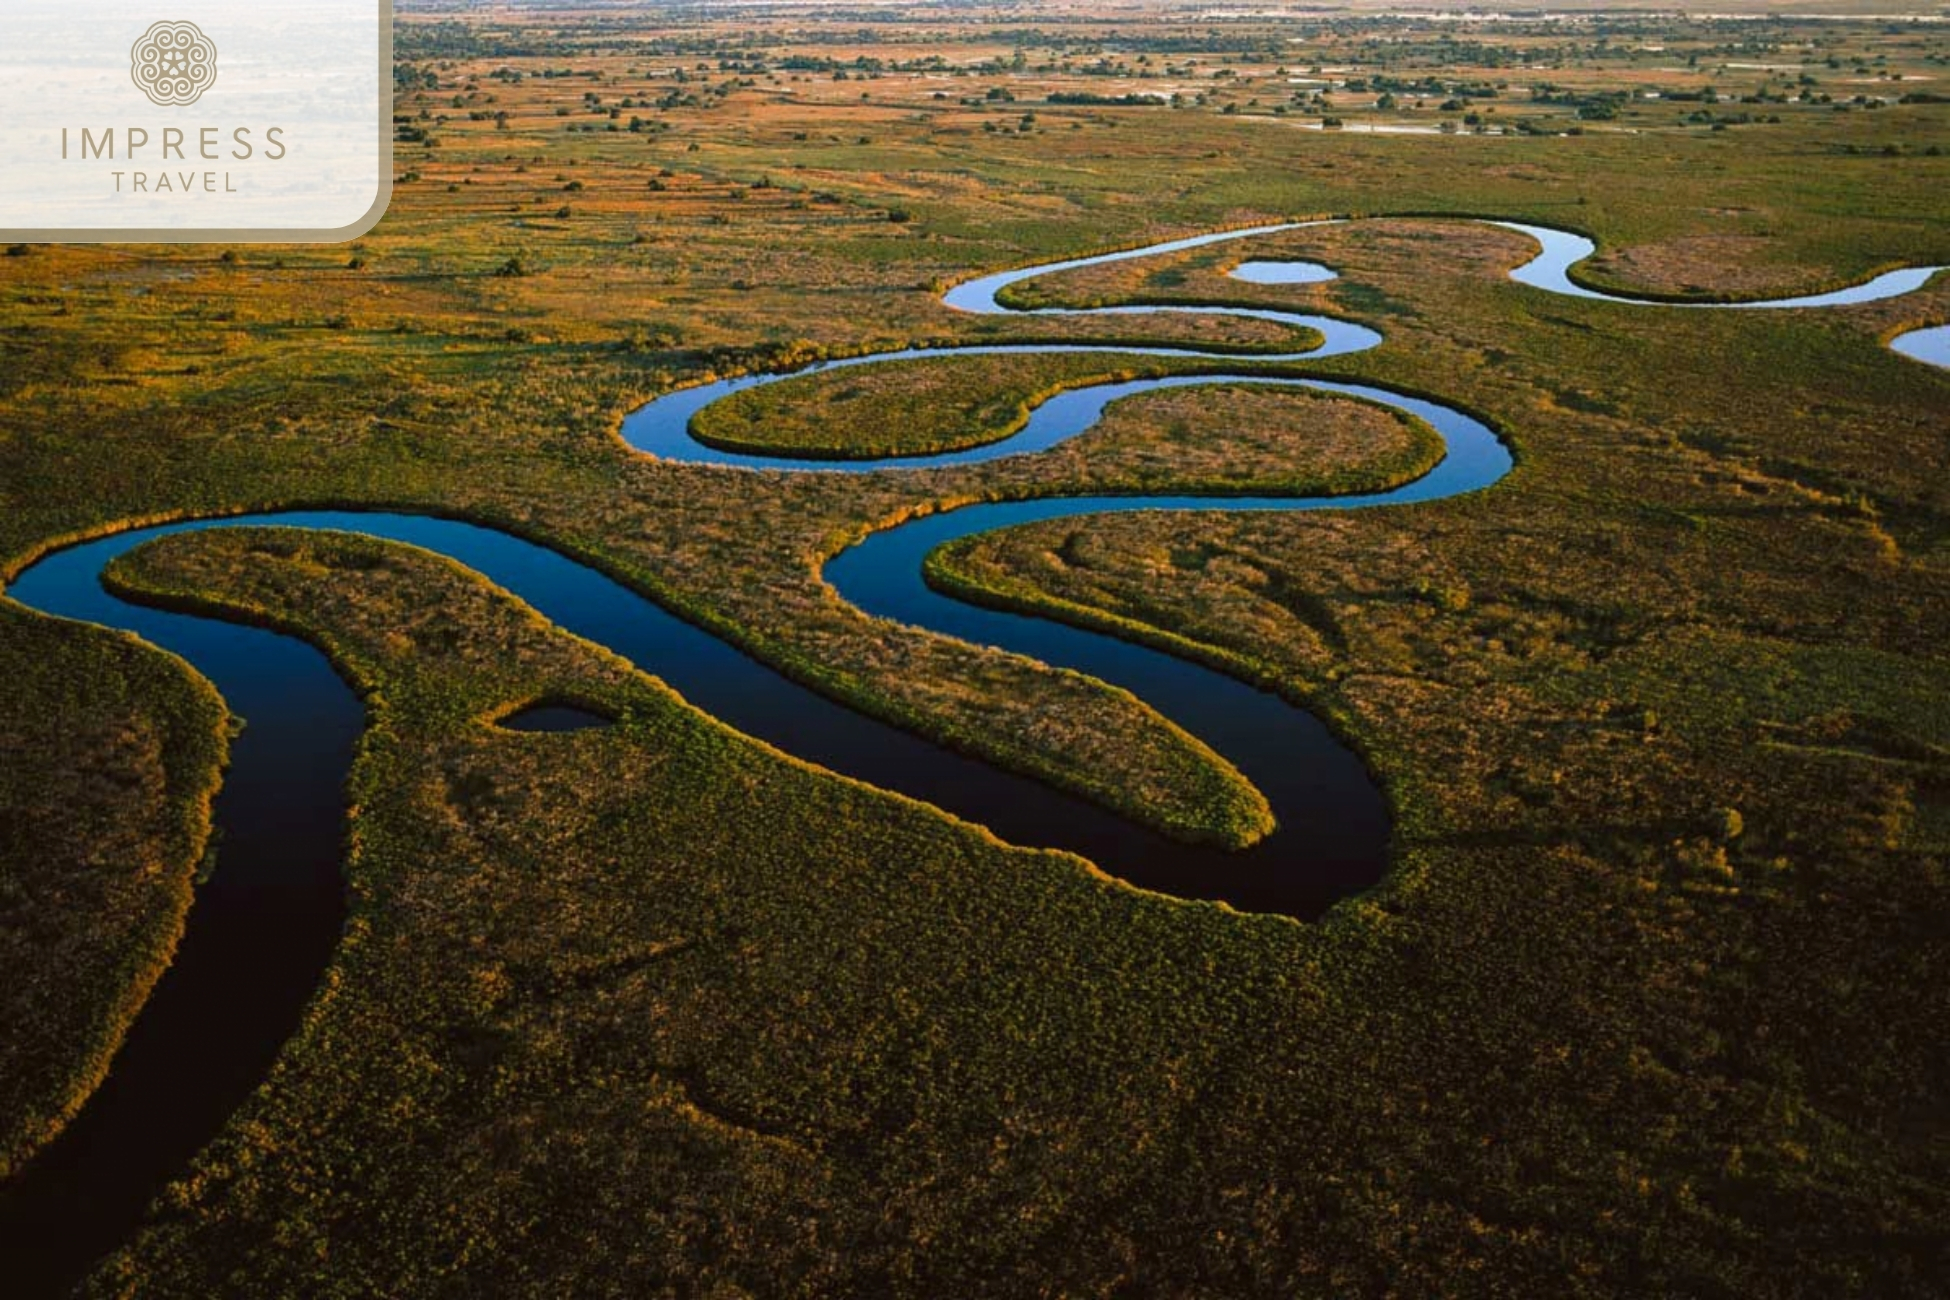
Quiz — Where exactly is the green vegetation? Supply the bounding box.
[87,527,1300,1295]
[0,614,224,1181]
[0,3,1946,1294]
[691,352,1323,460]
[1050,381,1442,494]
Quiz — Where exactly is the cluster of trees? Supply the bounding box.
[1046,91,1167,107]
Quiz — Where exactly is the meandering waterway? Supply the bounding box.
[1,215,1938,1294]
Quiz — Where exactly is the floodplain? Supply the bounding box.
[0,2,1946,1295]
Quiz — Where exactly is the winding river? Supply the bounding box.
[0,217,1940,1293]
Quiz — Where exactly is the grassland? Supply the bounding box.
[688,351,1442,493]
[1035,382,1443,493]
[0,2,1947,1294]
[689,351,1321,459]
[0,616,224,1183]
[76,517,1950,1297]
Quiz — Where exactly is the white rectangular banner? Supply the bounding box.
[0,1,391,241]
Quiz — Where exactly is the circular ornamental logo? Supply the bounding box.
[131,21,218,107]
